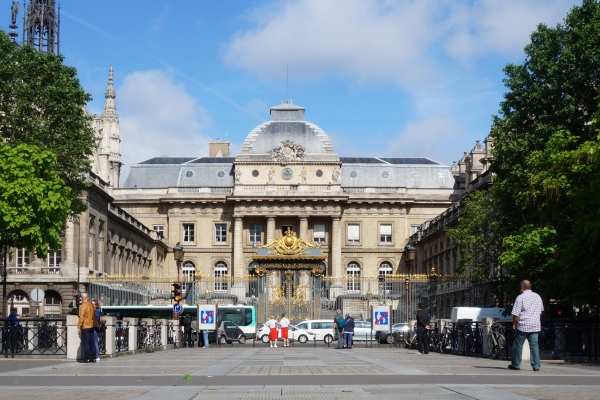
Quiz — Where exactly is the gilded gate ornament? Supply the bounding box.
[260,228,319,256]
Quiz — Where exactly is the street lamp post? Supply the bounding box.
[173,242,185,282]
[404,244,416,324]
[377,274,386,306]
[428,267,438,320]
[172,242,185,319]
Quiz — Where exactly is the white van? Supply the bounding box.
[296,320,337,344]
[450,307,512,323]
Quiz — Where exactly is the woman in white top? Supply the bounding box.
[266,316,278,348]
[279,313,291,347]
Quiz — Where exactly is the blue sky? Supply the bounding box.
[2,0,580,182]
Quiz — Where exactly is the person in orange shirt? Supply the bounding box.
[77,293,96,363]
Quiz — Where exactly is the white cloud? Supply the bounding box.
[385,115,466,165]
[222,0,575,87]
[117,70,211,183]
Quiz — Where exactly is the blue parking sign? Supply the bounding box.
[374,311,389,325]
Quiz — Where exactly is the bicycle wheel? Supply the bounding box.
[488,335,499,359]
[173,336,180,349]
[439,332,451,354]
[498,334,507,360]
[145,338,155,353]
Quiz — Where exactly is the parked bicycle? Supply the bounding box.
[487,320,507,360]
[141,321,155,353]
[438,322,453,354]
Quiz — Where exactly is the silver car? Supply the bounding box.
[376,323,411,344]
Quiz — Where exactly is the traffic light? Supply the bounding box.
[172,282,182,303]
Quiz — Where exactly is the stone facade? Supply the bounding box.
[2,68,167,317]
[114,102,465,291]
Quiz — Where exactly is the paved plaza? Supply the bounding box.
[1,343,599,399]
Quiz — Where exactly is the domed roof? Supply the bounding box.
[237,103,337,162]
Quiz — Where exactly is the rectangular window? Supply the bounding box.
[249,224,261,245]
[313,224,326,243]
[380,224,392,243]
[16,249,30,268]
[215,223,227,243]
[410,225,419,236]
[347,224,360,243]
[47,248,61,268]
[153,224,164,237]
[183,224,194,243]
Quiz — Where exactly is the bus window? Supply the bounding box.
[245,309,253,326]
[218,309,242,325]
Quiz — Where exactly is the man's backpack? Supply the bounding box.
[337,315,345,329]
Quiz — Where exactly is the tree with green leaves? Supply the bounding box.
[0,30,95,217]
[489,0,600,309]
[445,190,503,285]
[0,143,71,259]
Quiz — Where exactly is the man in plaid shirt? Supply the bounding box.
[508,280,544,371]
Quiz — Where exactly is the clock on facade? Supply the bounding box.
[281,167,294,180]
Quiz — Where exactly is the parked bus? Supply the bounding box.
[101,304,257,338]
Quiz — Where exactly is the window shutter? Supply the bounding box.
[314,224,325,239]
[380,225,392,235]
[347,225,360,241]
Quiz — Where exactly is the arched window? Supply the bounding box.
[214,261,228,292]
[346,262,361,292]
[182,261,196,282]
[44,290,62,318]
[379,261,393,292]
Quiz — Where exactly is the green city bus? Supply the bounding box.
[101,304,257,338]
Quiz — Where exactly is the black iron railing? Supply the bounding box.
[0,318,67,358]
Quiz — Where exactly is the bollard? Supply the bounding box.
[66,315,83,360]
[102,316,117,356]
[123,317,137,352]
[482,317,493,356]
[158,319,168,349]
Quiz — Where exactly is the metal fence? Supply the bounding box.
[0,318,67,358]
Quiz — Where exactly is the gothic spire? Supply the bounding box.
[22,0,60,54]
[102,65,117,117]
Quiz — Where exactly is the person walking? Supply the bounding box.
[91,299,101,362]
[77,293,96,363]
[182,315,193,348]
[266,315,279,347]
[280,313,291,347]
[333,309,345,349]
[416,303,430,354]
[509,280,544,371]
[343,313,355,349]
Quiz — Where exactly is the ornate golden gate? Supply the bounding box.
[253,229,325,324]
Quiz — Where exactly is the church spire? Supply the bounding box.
[102,65,117,116]
[96,65,122,188]
[22,0,60,54]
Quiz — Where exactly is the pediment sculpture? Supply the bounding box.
[269,140,306,164]
[260,228,319,256]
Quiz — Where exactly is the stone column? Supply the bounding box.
[232,217,245,299]
[66,314,83,360]
[234,217,243,277]
[331,217,342,277]
[61,220,77,277]
[299,217,308,240]
[267,217,276,243]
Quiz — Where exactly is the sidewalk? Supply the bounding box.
[0,343,598,399]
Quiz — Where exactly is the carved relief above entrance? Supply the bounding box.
[269,140,306,164]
